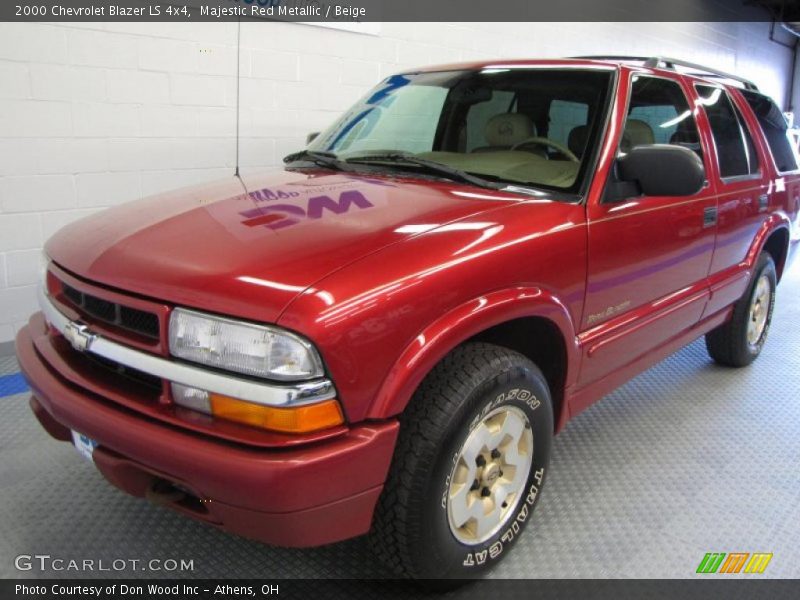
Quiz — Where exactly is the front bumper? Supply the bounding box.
[16,315,399,547]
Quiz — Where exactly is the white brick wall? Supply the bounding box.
[0,20,796,344]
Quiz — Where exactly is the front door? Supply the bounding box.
[578,74,717,388]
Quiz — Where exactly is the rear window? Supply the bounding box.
[741,90,799,173]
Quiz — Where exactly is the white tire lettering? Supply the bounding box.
[517,504,529,522]
[534,466,544,486]
[489,541,503,559]
[441,450,460,510]
[452,387,547,569]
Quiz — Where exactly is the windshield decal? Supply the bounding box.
[327,107,376,151]
[365,74,411,105]
[317,74,412,152]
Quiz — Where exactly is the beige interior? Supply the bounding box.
[621,119,655,150]
[419,150,580,188]
[484,113,536,147]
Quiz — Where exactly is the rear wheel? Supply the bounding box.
[369,343,553,581]
[706,252,776,367]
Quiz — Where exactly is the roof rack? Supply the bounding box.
[572,55,759,91]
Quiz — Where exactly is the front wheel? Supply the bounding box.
[369,343,553,581]
[706,252,776,367]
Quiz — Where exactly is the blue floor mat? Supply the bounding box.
[0,373,29,398]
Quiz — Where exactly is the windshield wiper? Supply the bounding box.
[345,152,504,190]
[283,150,349,171]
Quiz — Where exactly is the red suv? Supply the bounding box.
[17,57,800,579]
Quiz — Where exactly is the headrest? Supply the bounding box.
[568,125,588,157]
[485,113,535,147]
[622,119,655,149]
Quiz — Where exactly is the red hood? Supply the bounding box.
[46,170,521,323]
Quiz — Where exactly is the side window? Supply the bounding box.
[624,76,702,156]
[742,90,799,173]
[696,85,760,178]
[464,90,516,151]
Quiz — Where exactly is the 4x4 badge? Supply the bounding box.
[63,322,96,353]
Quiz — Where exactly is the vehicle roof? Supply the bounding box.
[404,57,621,73]
[401,57,757,93]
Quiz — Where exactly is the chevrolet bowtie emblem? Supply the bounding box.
[63,322,96,353]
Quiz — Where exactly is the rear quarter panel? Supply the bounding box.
[729,87,800,278]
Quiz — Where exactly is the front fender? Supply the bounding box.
[367,286,580,423]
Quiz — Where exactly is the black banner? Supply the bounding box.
[0,0,781,23]
[3,579,800,600]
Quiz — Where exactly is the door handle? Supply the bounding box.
[703,206,717,228]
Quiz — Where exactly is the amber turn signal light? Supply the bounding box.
[209,394,344,434]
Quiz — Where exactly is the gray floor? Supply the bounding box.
[1,267,799,580]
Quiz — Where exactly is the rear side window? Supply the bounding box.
[741,90,799,173]
[696,85,760,179]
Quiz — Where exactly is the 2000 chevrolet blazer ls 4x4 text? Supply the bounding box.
[16,57,800,579]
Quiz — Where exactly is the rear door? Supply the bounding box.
[692,84,771,317]
[578,73,717,388]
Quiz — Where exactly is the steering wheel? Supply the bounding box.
[510,137,580,163]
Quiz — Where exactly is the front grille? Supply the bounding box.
[84,294,116,322]
[62,284,82,306]
[84,353,163,391]
[62,283,160,340]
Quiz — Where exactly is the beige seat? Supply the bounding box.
[473,113,536,153]
[621,118,655,152]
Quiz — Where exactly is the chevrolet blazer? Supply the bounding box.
[16,56,800,580]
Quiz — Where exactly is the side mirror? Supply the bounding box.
[617,144,705,197]
[306,132,320,145]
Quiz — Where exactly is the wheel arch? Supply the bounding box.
[749,216,791,282]
[367,286,579,432]
[761,225,790,282]
[467,317,569,431]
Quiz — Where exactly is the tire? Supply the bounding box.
[705,252,776,367]
[369,343,553,581]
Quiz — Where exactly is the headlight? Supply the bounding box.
[169,308,324,381]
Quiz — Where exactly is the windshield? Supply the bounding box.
[306,68,613,192]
